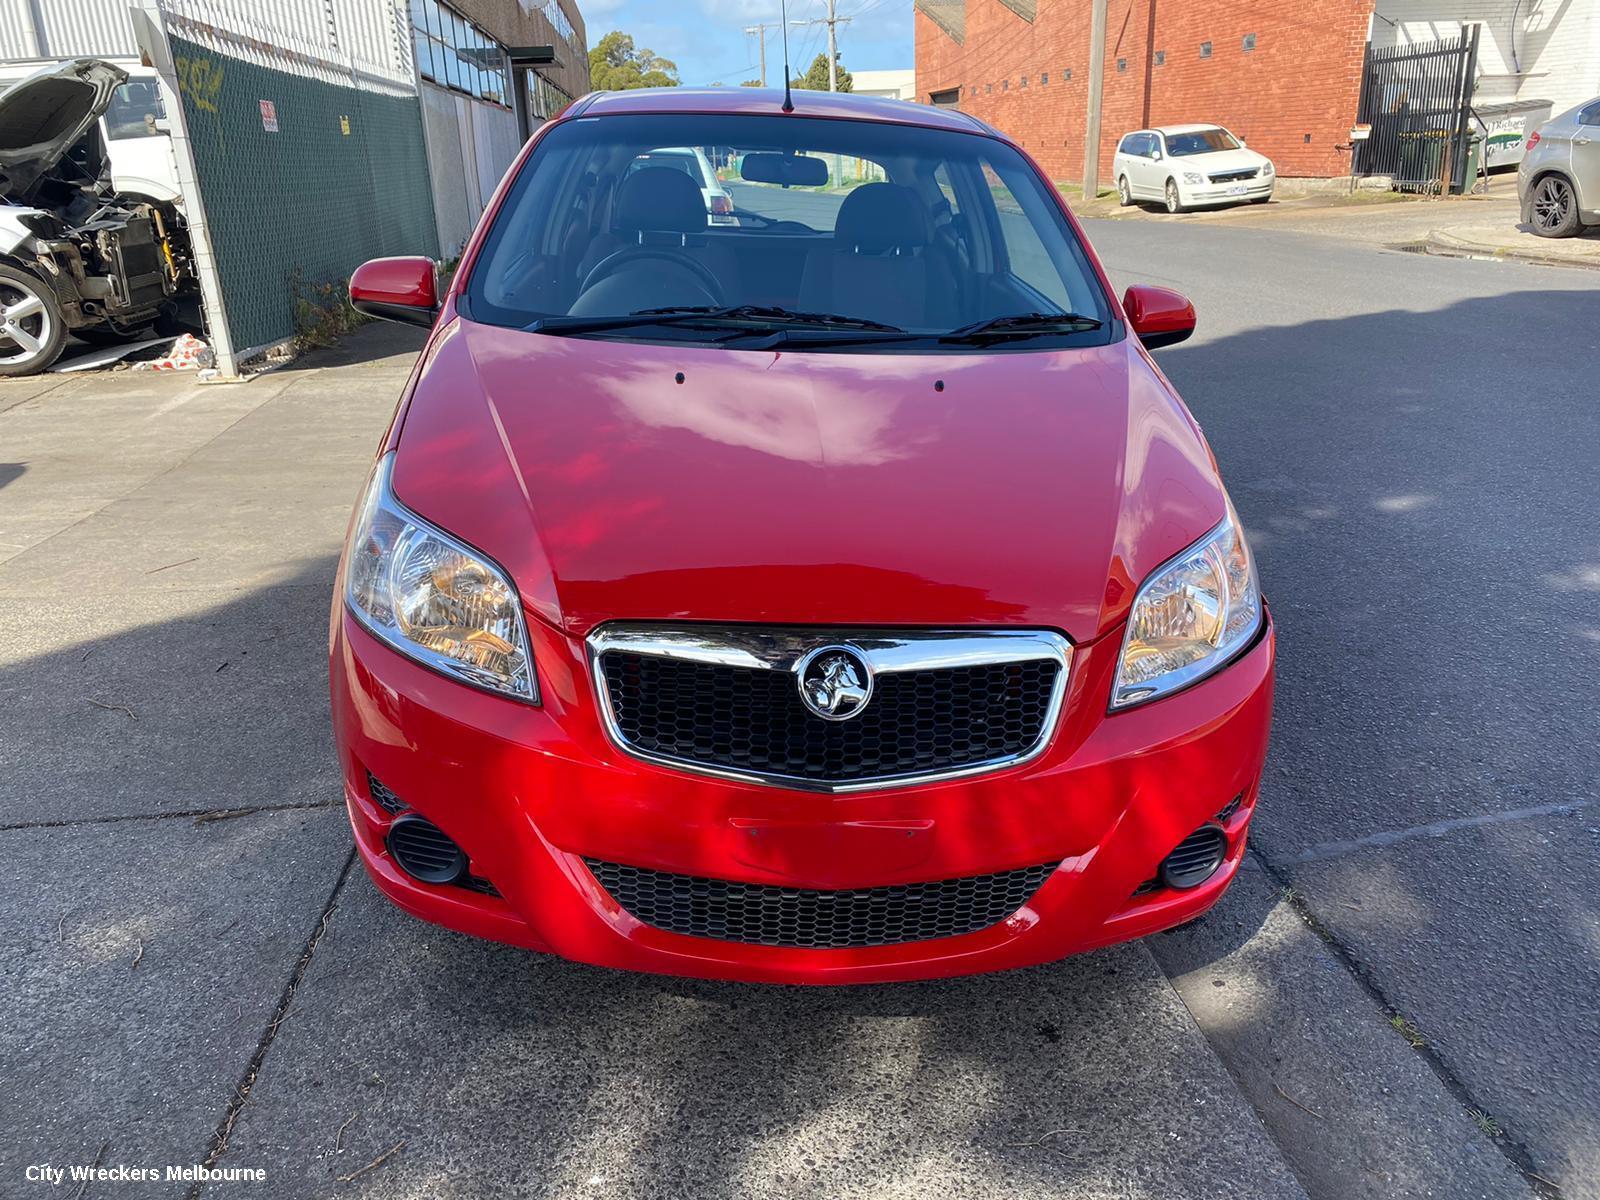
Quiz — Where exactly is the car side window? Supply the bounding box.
[981,161,1076,311]
[1579,101,1600,126]
[1118,134,1138,155]
[1147,135,1163,159]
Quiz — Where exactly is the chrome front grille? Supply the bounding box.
[589,626,1071,792]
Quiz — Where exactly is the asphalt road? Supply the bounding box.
[2,216,1597,1200]
[1084,216,1600,1199]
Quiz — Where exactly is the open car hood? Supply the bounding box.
[0,58,126,201]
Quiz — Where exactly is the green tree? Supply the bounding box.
[740,79,763,87]
[588,31,680,90]
[791,52,852,92]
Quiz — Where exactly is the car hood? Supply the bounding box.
[1172,147,1269,174]
[0,58,126,200]
[390,319,1226,643]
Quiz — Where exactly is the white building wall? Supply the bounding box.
[1370,0,1600,112]
[852,68,916,101]
[420,79,520,258]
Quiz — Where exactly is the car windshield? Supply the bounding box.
[1165,128,1240,156]
[464,111,1112,351]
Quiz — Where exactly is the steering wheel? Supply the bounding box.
[578,246,726,306]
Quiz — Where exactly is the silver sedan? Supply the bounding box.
[1519,96,1600,237]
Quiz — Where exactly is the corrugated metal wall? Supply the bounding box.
[0,0,411,80]
[0,0,140,58]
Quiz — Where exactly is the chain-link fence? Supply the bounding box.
[135,0,438,371]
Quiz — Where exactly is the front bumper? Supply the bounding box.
[1181,179,1273,207]
[331,608,1275,984]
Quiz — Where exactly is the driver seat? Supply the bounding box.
[574,167,739,301]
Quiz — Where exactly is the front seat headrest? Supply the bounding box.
[834,183,931,253]
[614,166,707,233]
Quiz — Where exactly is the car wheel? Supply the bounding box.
[1164,180,1184,214]
[0,264,66,377]
[1529,174,1581,237]
[1117,176,1133,207]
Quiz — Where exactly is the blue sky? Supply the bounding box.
[582,0,914,87]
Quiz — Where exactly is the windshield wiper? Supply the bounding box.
[938,312,1104,344]
[527,305,905,337]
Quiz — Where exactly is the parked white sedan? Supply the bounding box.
[1113,125,1274,213]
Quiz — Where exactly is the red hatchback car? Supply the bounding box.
[333,88,1274,984]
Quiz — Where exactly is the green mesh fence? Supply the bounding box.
[171,37,439,357]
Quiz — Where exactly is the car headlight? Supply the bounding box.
[344,453,537,702]
[1181,171,1204,185]
[1111,505,1262,709]
[1262,161,1275,176]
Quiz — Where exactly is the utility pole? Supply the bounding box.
[789,6,850,89]
[1083,0,1107,198]
[743,21,777,86]
[827,0,838,90]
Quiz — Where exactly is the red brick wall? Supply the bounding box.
[915,0,1374,180]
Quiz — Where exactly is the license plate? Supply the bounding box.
[1228,185,1248,195]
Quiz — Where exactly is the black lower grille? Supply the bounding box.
[600,651,1059,785]
[367,773,407,815]
[1208,167,1258,183]
[585,858,1058,948]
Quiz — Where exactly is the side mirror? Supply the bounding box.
[1123,285,1195,350]
[350,256,439,327]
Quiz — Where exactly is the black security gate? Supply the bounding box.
[1354,27,1480,194]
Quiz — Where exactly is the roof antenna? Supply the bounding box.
[780,0,794,112]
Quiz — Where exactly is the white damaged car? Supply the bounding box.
[0,59,194,376]
[1113,124,1275,214]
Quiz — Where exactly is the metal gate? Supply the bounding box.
[1354,27,1480,194]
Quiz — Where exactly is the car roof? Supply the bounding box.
[573,87,996,137]
[1148,123,1229,135]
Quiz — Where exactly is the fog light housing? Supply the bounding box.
[1159,825,1228,890]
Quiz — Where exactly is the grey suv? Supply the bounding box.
[1519,96,1600,237]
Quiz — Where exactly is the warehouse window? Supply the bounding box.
[1153,50,1165,66]
[1199,41,1212,58]
[412,0,511,107]
[527,70,570,121]
[1116,58,1127,72]
[1063,67,1072,80]
[1040,72,1049,84]
[1242,32,1257,52]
